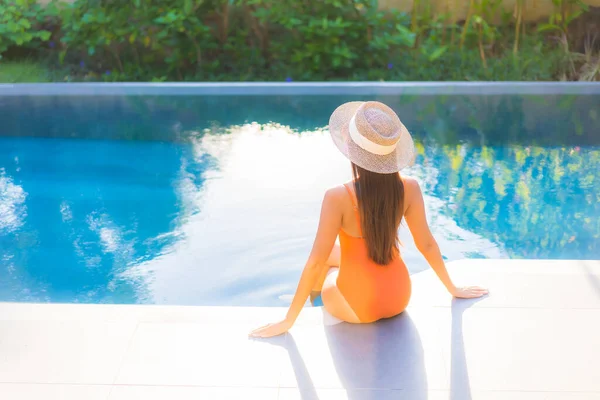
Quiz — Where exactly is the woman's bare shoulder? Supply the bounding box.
[401,175,422,205]
[401,175,420,191]
[323,184,350,203]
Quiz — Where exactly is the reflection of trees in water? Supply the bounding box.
[405,94,599,147]
[415,140,600,259]
[0,138,208,303]
[3,94,597,146]
[400,93,599,259]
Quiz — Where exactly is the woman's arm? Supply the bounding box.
[403,177,487,298]
[250,188,342,338]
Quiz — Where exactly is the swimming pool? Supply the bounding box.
[1,84,599,305]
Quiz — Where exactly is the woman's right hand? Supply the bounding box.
[451,286,489,299]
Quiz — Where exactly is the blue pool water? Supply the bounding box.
[1,92,599,305]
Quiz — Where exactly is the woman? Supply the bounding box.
[250,101,487,338]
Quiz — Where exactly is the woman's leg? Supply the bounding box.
[308,241,361,323]
[321,268,361,323]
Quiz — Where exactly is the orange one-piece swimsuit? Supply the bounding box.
[336,183,412,323]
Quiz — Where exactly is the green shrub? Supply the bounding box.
[0,0,53,59]
[1,0,596,81]
[246,0,417,79]
[59,0,217,79]
[56,0,420,81]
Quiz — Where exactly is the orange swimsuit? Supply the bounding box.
[337,184,412,323]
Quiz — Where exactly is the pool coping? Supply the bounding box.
[1,81,600,96]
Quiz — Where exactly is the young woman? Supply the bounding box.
[250,101,487,338]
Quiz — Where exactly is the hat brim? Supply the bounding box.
[328,101,416,174]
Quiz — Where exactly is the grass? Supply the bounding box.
[0,60,55,83]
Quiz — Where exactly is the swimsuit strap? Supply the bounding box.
[343,183,363,236]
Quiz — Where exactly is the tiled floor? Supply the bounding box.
[1,259,599,400]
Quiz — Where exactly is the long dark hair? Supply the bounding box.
[351,163,405,265]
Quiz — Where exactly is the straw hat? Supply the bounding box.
[329,101,415,174]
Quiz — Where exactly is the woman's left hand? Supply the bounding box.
[249,319,293,338]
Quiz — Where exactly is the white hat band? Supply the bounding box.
[348,115,397,156]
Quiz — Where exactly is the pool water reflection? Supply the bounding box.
[0,94,599,305]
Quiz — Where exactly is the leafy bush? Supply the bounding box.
[0,0,53,59]
[54,0,420,80]
[245,0,417,80]
[58,0,216,79]
[1,0,597,81]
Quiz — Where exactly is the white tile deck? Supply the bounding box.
[0,259,599,400]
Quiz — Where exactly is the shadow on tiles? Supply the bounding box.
[282,313,427,400]
[274,296,485,400]
[450,297,485,400]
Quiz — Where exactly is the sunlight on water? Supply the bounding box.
[122,123,507,306]
[0,169,27,233]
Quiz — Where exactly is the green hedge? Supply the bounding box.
[0,0,598,81]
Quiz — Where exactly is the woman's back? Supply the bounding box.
[336,182,411,323]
